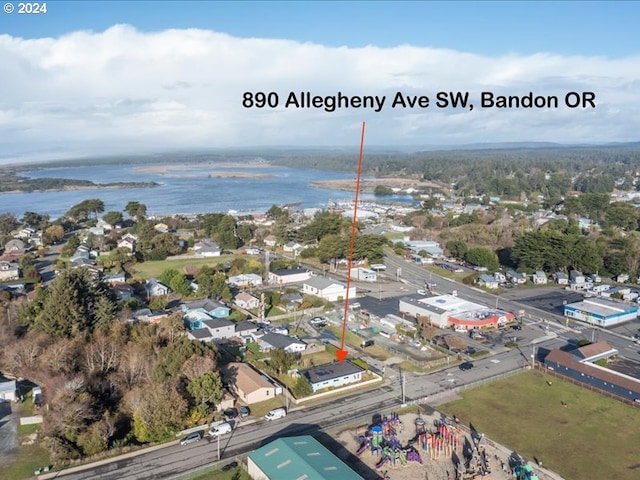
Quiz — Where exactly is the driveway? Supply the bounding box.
[0,400,19,461]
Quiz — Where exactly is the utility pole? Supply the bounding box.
[217,432,221,461]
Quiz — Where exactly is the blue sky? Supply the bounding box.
[0,1,639,162]
[3,1,638,56]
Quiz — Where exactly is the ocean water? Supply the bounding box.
[0,163,415,218]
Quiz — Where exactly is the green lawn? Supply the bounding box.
[440,370,640,480]
[132,257,229,278]
[5,425,51,480]
[185,465,250,480]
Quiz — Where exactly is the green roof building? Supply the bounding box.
[247,435,364,480]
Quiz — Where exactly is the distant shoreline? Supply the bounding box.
[133,162,273,174]
[311,177,442,192]
[0,182,160,195]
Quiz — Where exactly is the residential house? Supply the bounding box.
[0,261,20,281]
[202,317,236,341]
[554,272,569,285]
[221,362,279,405]
[154,223,170,233]
[103,272,126,284]
[111,282,134,300]
[570,270,586,284]
[506,270,527,284]
[227,273,263,288]
[532,271,548,285]
[263,235,277,247]
[283,241,307,256]
[0,378,18,402]
[144,278,171,297]
[235,320,259,338]
[268,268,312,285]
[117,238,136,251]
[181,299,231,318]
[493,272,506,283]
[301,361,365,393]
[302,277,356,302]
[235,292,260,310]
[131,308,169,324]
[193,239,221,257]
[3,239,26,255]
[258,333,307,353]
[477,274,498,289]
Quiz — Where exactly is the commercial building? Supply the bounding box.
[301,361,365,393]
[563,297,638,327]
[247,435,363,480]
[399,294,514,330]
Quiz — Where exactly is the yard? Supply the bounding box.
[440,370,640,480]
[4,423,50,480]
[132,256,230,279]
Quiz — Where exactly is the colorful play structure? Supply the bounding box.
[355,413,424,470]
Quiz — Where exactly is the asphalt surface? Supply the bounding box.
[0,401,18,462]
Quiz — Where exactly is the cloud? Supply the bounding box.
[0,25,638,162]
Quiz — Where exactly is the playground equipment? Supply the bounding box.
[513,461,540,480]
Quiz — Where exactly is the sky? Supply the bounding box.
[0,1,639,163]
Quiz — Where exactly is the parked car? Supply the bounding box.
[459,362,474,371]
[224,408,238,419]
[310,316,325,324]
[209,422,233,437]
[180,432,202,446]
[361,339,375,348]
[239,406,251,418]
[264,407,287,421]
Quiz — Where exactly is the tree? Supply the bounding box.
[292,375,313,398]
[159,268,181,286]
[0,212,19,244]
[22,211,50,229]
[30,268,118,338]
[169,273,191,296]
[269,349,296,375]
[446,240,468,259]
[44,225,65,244]
[132,383,188,443]
[186,371,223,414]
[125,201,147,219]
[374,185,394,196]
[102,211,124,227]
[464,247,499,270]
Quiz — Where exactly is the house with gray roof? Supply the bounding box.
[181,299,230,318]
[258,332,307,353]
[301,361,365,393]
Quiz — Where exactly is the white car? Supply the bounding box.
[264,408,287,421]
[208,422,233,437]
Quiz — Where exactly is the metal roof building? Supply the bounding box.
[247,435,363,480]
[563,297,638,327]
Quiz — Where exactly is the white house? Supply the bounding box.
[301,361,365,393]
[268,268,312,285]
[494,272,506,283]
[227,273,263,288]
[302,277,356,302]
[0,379,18,402]
[0,261,20,281]
[555,272,569,285]
[235,292,260,310]
[144,278,171,297]
[532,271,548,285]
[478,274,499,289]
[193,239,222,257]
[570,270,586,284]
[258,333,307,353]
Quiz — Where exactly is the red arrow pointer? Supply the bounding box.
[337,121,366,363]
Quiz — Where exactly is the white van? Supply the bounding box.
[208,422,233,437]
[264,408,287,421]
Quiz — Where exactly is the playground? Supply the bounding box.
[337,410,544,480]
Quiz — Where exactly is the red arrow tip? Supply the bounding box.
[336,349,348,363]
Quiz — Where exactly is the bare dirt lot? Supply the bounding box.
[333,411,531,480]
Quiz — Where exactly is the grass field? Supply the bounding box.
[187,465,250,480]
[131,257,229,278]
[5,425,50,480]
[440,370,640,480]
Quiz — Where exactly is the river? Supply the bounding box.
[0,163,415,218]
